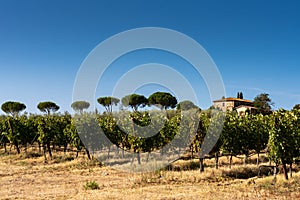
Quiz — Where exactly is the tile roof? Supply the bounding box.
[213,97,253,103]
[235,105,257,109]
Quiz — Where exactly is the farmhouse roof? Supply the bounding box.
[235,105,257,109]
[213,97,253,103]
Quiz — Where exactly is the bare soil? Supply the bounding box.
[0,152,299,200]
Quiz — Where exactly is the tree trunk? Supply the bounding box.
[86,148,91,160]
[47,142,52,159]
[273,165,277,183]
[146,152,150,162]
[9,144,13,154]
[131,154,135,165]
[229,154,233,169]
[289,163,293,178]
[63,144,67,156]
[43,145,47,163]
[24,143,27,155]
[14,142,20,154]
[4,141,7,153]
[257,152,260,166]
[244,152,248,165]
[107,146,111,159]
[122,148,125,158]
[282,160,289,180]
[38,142,41,154]
[76,150,79,158]
[215,152,219,169]
[160,148,164,156]
[116,146,119,156]
[199,157,204,173]
[137,151,141,165]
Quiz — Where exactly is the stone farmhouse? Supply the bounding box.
[213,97,257,115]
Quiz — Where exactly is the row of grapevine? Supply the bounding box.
[0,108,299,179]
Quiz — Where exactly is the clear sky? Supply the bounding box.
[0,0,299,114]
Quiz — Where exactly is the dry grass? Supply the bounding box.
[0,151,299,200]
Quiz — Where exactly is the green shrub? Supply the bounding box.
[84,181,100,190]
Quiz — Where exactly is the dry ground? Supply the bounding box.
[0,152,299,200]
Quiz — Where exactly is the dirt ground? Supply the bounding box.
[0,153,299,200]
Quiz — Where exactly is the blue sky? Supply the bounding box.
[0,0,299,114]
